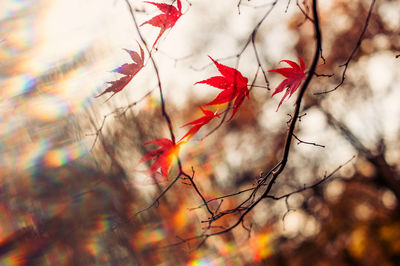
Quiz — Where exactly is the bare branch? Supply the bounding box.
[292,133,325,148]
[166,0,323,246]
[182,169,214,218]
[296,0,314,23]
[135,173,182,216]
[315,0,376,95]
[201,1,278,139]
[266,155,356,202]
[285,0,292,13]
[87,89,153,151]
[314,72,334,78]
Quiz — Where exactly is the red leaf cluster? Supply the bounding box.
[139,138,183,178]
[95,44,145,102]
[268,57,306,111]
[179,107,220,141]
[141,0,182,49]
[196,56,249,120]
[94,0,307,180]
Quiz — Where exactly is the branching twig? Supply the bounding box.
[164,0,322,248]
[87,89,153,151]
[266,155,355,202]
[314,72,334,78]
[292,133,325,148]
[315,0,376,95]
[182,169,214,217]
[201,1,277,139]
[135,173,181,215]
[125,0,213,216]
[296,0,314,23]
[124,0,177,142]
[188,186,257,211]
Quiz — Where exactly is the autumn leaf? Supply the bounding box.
[268,57,306,111]
[179,107,220,141]
[195,56,249,120]
[139,138,183,178]
[95,43,145,101]
[141,0,182,49]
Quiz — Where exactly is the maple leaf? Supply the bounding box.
[139,138,183,178]
[179,107,220,141]
[95,43,145,101]
[141,0,182,49]
[195,56,249,120]
[268,57,306,111]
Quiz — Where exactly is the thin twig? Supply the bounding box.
[182,169,214,217]
[165,0,322,247]
[266,155,356,202]
[314,0,376,95]
[201,1,278,139]
[125,0,212,214]
[285,0,292,13]
[314,72,333,78]
[292,133,325,148]
[296,0,314,23]
[87,89,153,151]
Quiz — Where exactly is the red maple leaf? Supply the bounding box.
[141,0,182,49]
[195,56,249,120]
[95,43,145,101]
[179,107,220,141]
[139,138,183,178]
[268,57,306,111]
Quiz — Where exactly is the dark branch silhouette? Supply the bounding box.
[315,0,376,95]
[163,0,323,247]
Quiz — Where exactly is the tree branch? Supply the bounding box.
[315,0,376,95]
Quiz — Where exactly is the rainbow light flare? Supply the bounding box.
[0,0,110,179]
[250,231,274,261]
[43,141,88,168]
[0,255,27,266]
[186,258,218,266]
[1,139,50,174]
[85,216,112,258]
[133,227,166,250]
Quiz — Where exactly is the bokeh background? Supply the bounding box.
[1,0,400,265]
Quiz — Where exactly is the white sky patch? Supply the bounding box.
[366,52,397,92]
[378,1,400,31]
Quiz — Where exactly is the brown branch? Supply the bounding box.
[124,0,177,143]
[125,0,214,216]
[292,133,325,148]
[201,1,278,139]
[315,0,376,95]
[166,0,322,247]
[189,186,257,211]
[251,28,270,89]
[285,0,292,13]
[237,0,243,14]
[182,168,214,217]
[314,72,333,77]
[135,173,181,216]
[296,0,314,23]
[87,89,153,151]
[266,155,355,202]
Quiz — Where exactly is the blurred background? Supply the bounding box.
[0,0,399,265]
